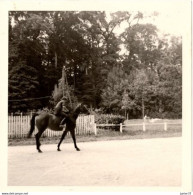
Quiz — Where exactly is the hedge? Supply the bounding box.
[94,114,125,124]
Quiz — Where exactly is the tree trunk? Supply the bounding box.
[73,64,76,88]
[62,67,65,97]
[85,67,88,75]
[55,52,57,68]
[142,95,145,119]
[127,112,129,120]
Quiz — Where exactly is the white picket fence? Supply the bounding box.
[8,114,95,138]
[8,114,182,138]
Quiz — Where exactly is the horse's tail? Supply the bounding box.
[27,113,39,138]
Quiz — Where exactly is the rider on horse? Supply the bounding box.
[54,96,70,127]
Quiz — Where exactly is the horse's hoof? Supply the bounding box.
[57,148,61,151]
[76,148,80,151]
[38,150,42,153]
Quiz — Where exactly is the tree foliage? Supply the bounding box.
[9,11,182,118]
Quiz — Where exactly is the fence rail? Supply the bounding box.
[94,121,182,135]
[8,115,95,138]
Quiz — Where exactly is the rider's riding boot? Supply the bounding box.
[59,118,66,128]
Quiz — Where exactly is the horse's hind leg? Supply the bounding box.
[35,130,44,153]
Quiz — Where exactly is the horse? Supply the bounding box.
[27,103,90,153]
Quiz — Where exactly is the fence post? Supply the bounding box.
[143,122,146,131]
[91,115,95,134]
[94,123,97,135]
[20,112,23,138]
[120,123,123,133]
[164,122,167,131]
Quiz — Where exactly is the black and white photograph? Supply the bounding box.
[0,0,192,193]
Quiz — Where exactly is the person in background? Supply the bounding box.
[54,97,69,127]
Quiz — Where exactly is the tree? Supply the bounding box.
[9,12,60,111]
[101,66,129,113]
[131,69,154,118]
[9,60,40,111]
[51,76,78,110]
[121,23,159,72]
[153,36,182,118]
[121,89,137,119]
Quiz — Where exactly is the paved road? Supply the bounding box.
[8,137,181,186]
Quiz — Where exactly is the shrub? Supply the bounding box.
[94,114,125,124]
[94,114,125,131]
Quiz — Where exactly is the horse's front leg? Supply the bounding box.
[57,129,68,151]
[70,130,80,151]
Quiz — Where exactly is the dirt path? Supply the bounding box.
[8,137,181,186]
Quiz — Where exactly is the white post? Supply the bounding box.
[94,123,97,135]
[120,123,123,133]
[20,112,23,138]
[143,122,146,131]
[164,122,167,131]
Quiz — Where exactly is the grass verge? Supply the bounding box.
[8,128,182,146]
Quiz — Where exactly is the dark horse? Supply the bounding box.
[27,103,90,153]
